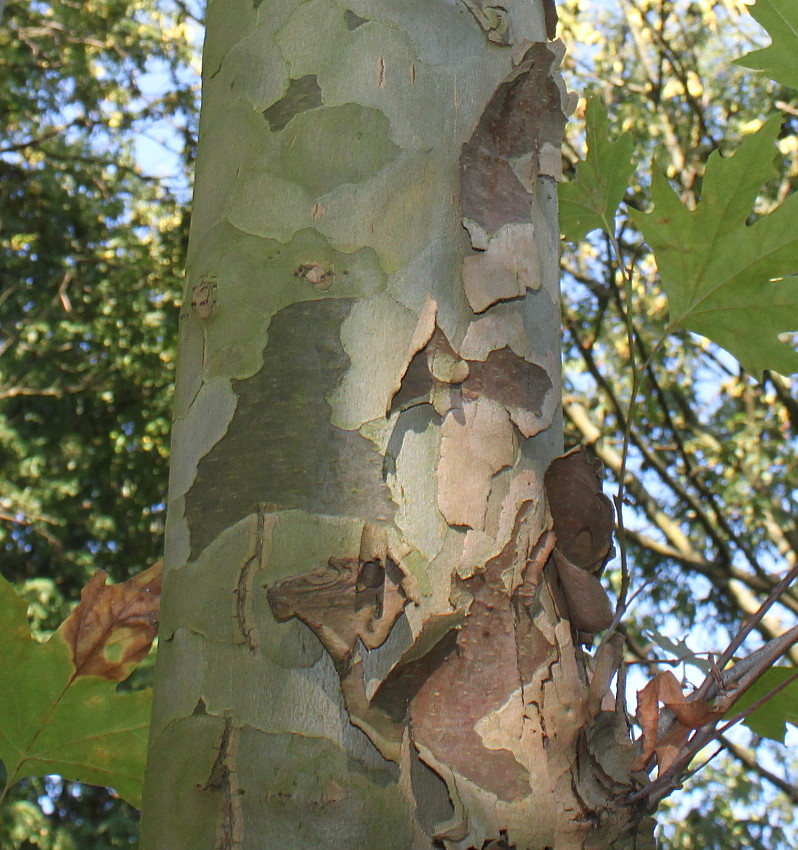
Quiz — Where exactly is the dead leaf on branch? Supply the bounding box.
[58,560,162,681]
[633,670,725,775]
[544,448,614,633]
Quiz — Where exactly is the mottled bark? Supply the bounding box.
[140,1,656,847]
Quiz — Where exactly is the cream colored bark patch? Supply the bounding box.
[437,398,515,530]
[461,223,541,314]
[387,295,438,414]
[460,308,531,361]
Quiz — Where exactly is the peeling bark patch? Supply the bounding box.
[460,43,567,238]
[410,504,547,802]
[389,313,553,442]
[344,9,369,29]
[543,0,559,39]
[459,0,510,44]
[371,612,462,722]
[186,300,395,559]
[544,448,615,633]
[267,553,407,666]
[388,345,435,415]
[461,224,541,313]
[466,347,551,420]
[544,448,613,573]
[437,398,515,529]
[409,743,456,835]
[262,75,323,131]
[266,529,411,761]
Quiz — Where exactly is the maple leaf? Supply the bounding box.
[632,116,798,377]
[725,667,798,743]
[736,0,798,91]
[0,566,160,808]
[559,97,635,243]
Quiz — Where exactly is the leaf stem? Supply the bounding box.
[603,226,665,618]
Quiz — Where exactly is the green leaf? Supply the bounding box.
[725,667,798,743]
[631,116,798,377]
[559,97,635,242]
[0,574,151,808]
[736,0,798,90]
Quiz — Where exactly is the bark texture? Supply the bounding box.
[140,0,656,847]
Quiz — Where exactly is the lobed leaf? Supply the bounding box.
[736,0,798,90]
[0,568,159,808]
[632,116,798,377]
[559,97,635,242]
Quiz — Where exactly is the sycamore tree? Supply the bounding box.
[3,0,798,847]
[131,0,797,847]
[135,0,658,845]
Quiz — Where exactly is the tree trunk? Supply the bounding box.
[139,1,656,847]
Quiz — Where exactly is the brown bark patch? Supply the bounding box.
[410,504,550,802]
[460,43,567,239]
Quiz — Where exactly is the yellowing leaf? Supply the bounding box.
[0,569,157,808]
[559,97,635,242]
[632,116,798,376]
[736,0,798,90]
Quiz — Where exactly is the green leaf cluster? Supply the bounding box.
[633,117,798,378]
[0,0,197,599]
[0,0,198,842]
[560,97,635,243]
[562,106,798,378]
[727,667,798,743]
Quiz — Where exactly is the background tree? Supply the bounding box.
[0,0,198,845]
[556,0,798,843]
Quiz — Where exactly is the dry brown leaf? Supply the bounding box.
[544,448,614,573]
[552,550,613,633]
[633,670,724,774]
[59,560,162,681]
[544,448,615,633]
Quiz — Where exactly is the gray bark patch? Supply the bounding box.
[186,299,395,558]
[343,9,369,30]
[262,75,323,132]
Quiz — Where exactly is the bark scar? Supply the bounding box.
[203,713,243,850]
[233,509,269,651]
